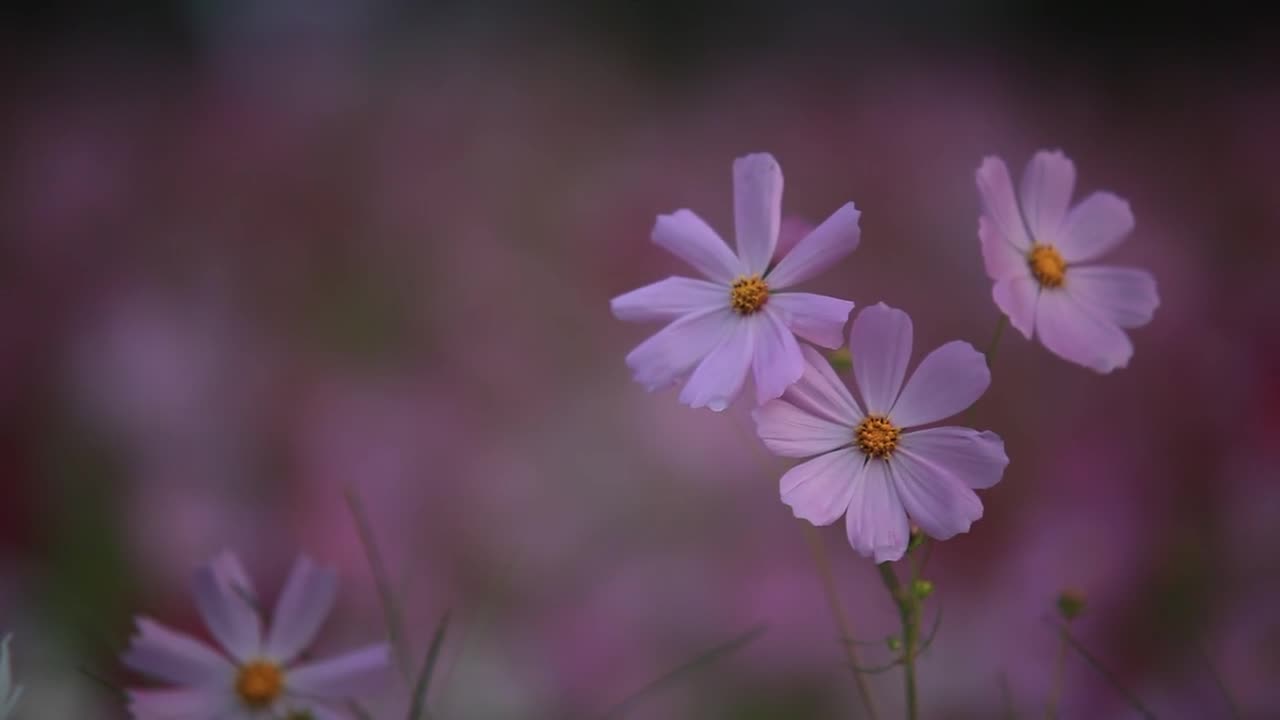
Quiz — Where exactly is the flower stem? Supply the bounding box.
[802,522,880,720]
[877,561,920,720]
[984,314,1009,368]
[1045,626,1068,719]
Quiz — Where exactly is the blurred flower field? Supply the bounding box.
[2,3,1279,719]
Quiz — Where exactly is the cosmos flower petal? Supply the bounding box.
[782,345,864,426]
[753,400,853,458]
[766,202,862,288]
[753,309,806,404]
[192,552,264,663]
[123,618,236,687]
[992,274,1039,339]
[845,460,909,563]
[899,427,1008,490]
[1035,288,1133,373]
[679,317,754,411]
[768,293,853,349]
[1067,265,1159,329]
[652,210,742,284]
[979,214,1028,280]
[891,341,990,428]
[127,687,235,719]
[288,644,391,699]
[850,303,913,415]
[610,277,727,323]
[733,153,783,275]
[975,156,1031,251]
[1058,192,1134,263]
[889,451,984,541]
[774,216,815,262]
[779,448,863,525]
[265,556,338,664]
[1019,150,1076,242]
[624,308,733,392]
[304,706,349,720]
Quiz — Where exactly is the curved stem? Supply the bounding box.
[802,522,880,720]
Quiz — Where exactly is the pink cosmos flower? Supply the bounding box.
[976,150,1160,373]
[123,552,389,720]
[753,304,1008,562]
[611,153,861,411]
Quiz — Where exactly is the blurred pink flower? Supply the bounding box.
[123,552,388,719]
[612,152,861,411]
[976,150,1160,373]
[754,304,1007,562]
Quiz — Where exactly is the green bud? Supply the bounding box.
[911,579,934,600]
[1056,589,1087,621]
[827,348,852,371]
[886,635,902,651]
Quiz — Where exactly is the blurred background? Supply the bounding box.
[2,1,1278,718]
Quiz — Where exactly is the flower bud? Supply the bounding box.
[1056,589,1087,621]
[911,579,934,600]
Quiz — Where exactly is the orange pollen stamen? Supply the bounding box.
[1028,244,1067,288]
[729,275,770,315]
[235,660,284,708]
[856,416,901,459]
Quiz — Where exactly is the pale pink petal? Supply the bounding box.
[765,202,861,289]
[752,309,805,404]
[625,308,732,392]
[652,209,742,284]
[975,156,1031,251]
[774,216,815,262]
[287,644,391,699]
[733,153,783,275]
[891,341,990,428]
[1035,288,1133,373]
[193,552,263,662]
[265,556,337,663]
[845,460,909,563]
[753,400,853,458]
[849,303,912,415]
[1058,192,1134,263]
[899,427,1008,490]
[1019,150,1076,243]
[888,451,983,541]
[303,706,349,720]
[678,316,754,411]
[127,687,235,719]
[992,274,1039,339]
[123,618,235,687]
[779,448,862,526]
[769,293,853,349]
[979,214,1028,280]
[1067,265,1159,329]
[610,277,727,323]
[782,345,864,426]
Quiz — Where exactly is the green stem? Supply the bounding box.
[877,562,920,720]
[803,523,880,720]
[984,314,1009,368]
[1045,627,1067,719]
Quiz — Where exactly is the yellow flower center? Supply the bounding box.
[235,660,284,708]
[1028,244,1066,288]
[856,416,900,459]
[729,275,770,315]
